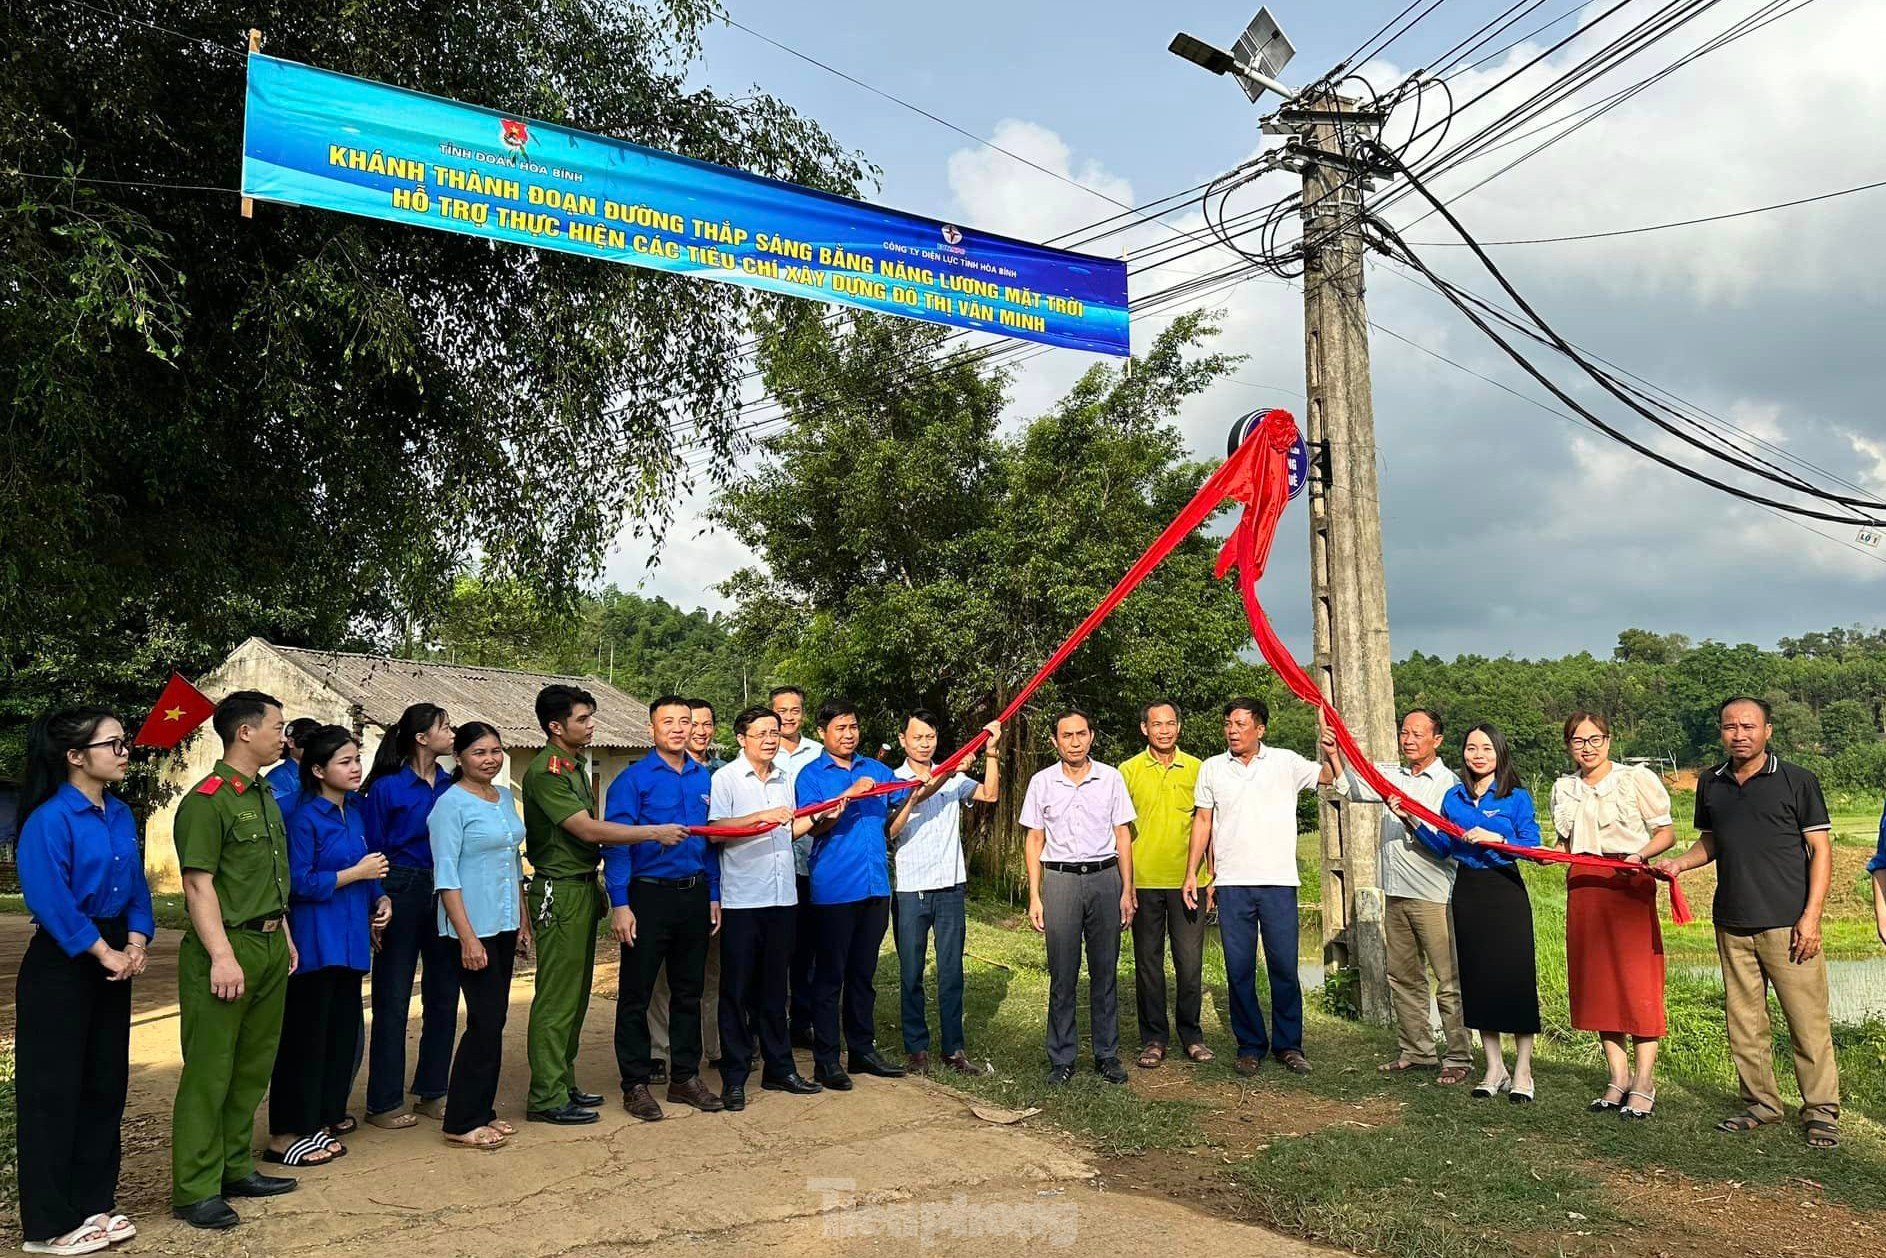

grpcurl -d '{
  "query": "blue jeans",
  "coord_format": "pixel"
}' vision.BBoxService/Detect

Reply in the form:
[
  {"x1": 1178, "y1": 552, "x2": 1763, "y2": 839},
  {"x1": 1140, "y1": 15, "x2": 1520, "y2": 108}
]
[
  {"x1": 1216, "y1": 885, "x2": 1302, "y2": 1058},
  {"x1": 367, "y1": 865, "x2": 460, "y2": 1114},
  {"x1": 893, "y1": 885, "x2": 966, "y2": 1056}
]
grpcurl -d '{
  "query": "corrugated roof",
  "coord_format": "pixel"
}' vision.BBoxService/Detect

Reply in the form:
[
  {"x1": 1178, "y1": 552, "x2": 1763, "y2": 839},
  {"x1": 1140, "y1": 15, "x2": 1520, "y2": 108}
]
[{"x1": 263, "y1": 641, "x2": 653, "y2": 750}]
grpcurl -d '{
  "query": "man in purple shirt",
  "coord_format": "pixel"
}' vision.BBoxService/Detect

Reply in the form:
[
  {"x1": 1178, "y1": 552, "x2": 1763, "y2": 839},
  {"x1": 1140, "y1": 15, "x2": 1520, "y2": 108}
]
[{"x1": 1022, "y1": 708, "x2": 1137, "y2": 1086}]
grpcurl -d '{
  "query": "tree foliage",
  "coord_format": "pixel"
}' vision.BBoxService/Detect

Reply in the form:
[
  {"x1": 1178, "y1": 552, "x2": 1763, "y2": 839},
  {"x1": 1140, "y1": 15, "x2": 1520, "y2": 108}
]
[{"x1": 0, "y1": 0, "x2": 864, "y2": 773}]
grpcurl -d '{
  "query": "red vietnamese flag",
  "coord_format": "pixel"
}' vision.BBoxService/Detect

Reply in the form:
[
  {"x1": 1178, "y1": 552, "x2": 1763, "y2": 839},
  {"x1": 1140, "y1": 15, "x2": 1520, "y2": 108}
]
[{"x1": 134, "y1": 672, "x2": 215, "y2": 748}]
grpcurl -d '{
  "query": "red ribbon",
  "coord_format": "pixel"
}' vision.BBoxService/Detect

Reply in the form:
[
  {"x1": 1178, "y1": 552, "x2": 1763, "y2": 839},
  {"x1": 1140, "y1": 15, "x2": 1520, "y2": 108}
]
[{"x1": 689, "y1": 406, "x2": 1695, "y2": 926}]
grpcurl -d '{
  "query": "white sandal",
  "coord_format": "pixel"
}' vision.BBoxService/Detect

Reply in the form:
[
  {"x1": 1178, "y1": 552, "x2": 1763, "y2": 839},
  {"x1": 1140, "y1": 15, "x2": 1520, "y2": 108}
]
[
  {"x1": 23, "y1": 1222, "x2": 110, "y2": 1255},
  {"x1": 85, "y1": 1214, "x2": 136, "y2": 1244}
]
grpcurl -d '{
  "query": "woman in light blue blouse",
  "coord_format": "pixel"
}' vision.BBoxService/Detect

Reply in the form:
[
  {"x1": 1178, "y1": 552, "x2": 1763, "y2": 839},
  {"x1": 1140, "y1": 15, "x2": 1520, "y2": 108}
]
[
  {"x1": 431, "y1": 721, "x2": 530, "y2": 1149},
  {"x1": 267, "y1": 726, "x2": 390, "y2": 1167},
  {"x1": 14, "y1": 707, "x2": 154, "y2": 1254},
  {"x1": 1396, "y1": 722, "x2": 1543, "y2": 1103}
]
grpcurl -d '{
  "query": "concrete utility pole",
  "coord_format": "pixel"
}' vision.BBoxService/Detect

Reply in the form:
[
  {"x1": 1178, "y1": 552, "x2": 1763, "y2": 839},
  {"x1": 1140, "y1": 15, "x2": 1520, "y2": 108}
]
[{"x1": 1282, "y1": 95, "x2": 1397, "y2": 1024}]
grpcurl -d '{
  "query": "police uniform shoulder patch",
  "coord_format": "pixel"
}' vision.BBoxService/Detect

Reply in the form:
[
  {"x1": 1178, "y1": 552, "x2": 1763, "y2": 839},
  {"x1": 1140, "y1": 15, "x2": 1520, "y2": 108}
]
[
  {"x1": 546, "y1": 756, "x2": 564, "y2": 776},
  {"x1": 195, "y1": 775, "x2": 225, "y2": 796}
]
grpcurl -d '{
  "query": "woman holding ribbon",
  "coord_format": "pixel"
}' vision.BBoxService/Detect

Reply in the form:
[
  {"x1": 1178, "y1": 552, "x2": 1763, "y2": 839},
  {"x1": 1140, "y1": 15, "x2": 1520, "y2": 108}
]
[
  {"x1": 1550, "y1": 712, "x2": 1673, "y2": 1120},
  {"x1": 1396, "y1": 722, "x2": 1542, "y2": 1102},
  {"x1": 14, "y1": 707, "x2": 153, "y2": 1255}
]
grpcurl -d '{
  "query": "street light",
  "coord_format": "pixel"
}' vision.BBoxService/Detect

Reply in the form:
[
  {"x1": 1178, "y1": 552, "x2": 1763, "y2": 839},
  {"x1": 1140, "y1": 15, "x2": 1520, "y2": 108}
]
[{"x1": 1167, "y1": 7, "x2": 1298, "y2": 102}]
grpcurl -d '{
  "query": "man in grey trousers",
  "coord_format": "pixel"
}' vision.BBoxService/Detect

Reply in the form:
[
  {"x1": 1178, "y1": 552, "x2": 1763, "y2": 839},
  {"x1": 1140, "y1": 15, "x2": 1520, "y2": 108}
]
[{"x1": 1023, "y1": 708, "x2": 1138, "y2": 1086}]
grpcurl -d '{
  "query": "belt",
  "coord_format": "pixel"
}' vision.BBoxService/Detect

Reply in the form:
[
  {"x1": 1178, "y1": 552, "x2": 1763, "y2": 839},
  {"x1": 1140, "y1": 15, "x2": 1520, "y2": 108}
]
[
  {"x1": 1042, "y1": 857, "x2": 1118, "y2": 875},
  {"x1": 632, "y1": 874, "x2": 705, "y2": 890},
  {"x1": 229, "y1": 915, "x2": 284, "y2": 933}
]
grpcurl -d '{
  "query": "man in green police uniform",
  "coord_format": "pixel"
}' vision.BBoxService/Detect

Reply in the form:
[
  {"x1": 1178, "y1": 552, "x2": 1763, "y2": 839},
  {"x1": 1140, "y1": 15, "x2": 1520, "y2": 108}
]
[
  {"x1": 171, "y1": 691, "x2": 300, "y2": 1230},
  {"x1": 524, "y1": 684, "x2": 690, "y2": 1124}
]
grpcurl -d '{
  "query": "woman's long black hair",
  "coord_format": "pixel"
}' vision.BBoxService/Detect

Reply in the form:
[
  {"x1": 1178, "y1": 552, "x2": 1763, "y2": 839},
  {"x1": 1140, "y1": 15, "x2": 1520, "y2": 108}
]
[
  {"x1": 1463, "y1": 722, "x2": 1523, "y2": 799},
  {"x1": 299, "y1": 725, "x2": 362, "y2": 800},
  {"x1": 363, "y1": 703, "x2": 448, "y2": 794},
  {"x1": 20, "y1": 706, "x2": 119, "y2": 823},
  {"x1": 449, "y1": 721, "x2": 504, "y2": 783}
]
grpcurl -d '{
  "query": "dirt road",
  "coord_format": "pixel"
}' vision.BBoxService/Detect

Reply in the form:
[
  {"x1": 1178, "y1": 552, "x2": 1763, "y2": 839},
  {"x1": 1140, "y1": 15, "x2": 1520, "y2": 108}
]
[{"x1": 0, "y1": 918, "x2": 1332, "y2": 1256}]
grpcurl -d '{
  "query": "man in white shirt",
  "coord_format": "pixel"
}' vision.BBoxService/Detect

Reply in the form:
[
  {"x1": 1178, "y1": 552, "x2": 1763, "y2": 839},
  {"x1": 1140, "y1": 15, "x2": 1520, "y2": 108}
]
[
  {"x1": 1183, "y1": 697, "x2": 1334, "y2": 1076},
  {"x1": 887, "y1": 711, "x2": 1003, "y2": 1075},
  {"x1": 770, "y1": 685, "x2": 824, "y2": 1047},
  {"x1": 1321, "y1": 709, "x2": 1469, "y2": 1082},
  {"x1": 706, "y1": 705, "x2": 829, "y2": 1110},
  {"x1": 1022, "y1": 709, "x2": 1137, "y2": 1086}
]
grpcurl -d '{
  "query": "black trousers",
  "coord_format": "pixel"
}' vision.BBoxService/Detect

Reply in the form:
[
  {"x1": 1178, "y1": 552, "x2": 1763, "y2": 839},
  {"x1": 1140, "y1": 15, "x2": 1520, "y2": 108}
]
[
  {"x1": 615, "y1": 881, "x2": 711, "y2": 1087},
  {"x1": 444, "y1": 931, "x2": 518, "y2": 1135},
  {"x1": 811, "y1": 896, "x2": 889, "y2": 1071},
  {"x1": 718, "y1": 906, "x2": 795, "y2": 1087},
  {"x1": 15, "y1": 920, "x2": 131, "y2": 1243},
  {"x1": 788, "y1": 873, "x2": 818, "y2": 1036},
  {"x1": 1131, "y1": 889, "x2": 1208, "y2": 1050},
  {"x1": 269, "y1": 967, "x2": 364, "y2": 1135}
]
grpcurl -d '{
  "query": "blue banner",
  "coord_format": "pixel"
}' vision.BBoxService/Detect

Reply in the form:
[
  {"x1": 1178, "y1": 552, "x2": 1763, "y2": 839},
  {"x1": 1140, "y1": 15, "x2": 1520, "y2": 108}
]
[{"x1": 240, "y1": 54, "x2": 1130, "y2": 355}]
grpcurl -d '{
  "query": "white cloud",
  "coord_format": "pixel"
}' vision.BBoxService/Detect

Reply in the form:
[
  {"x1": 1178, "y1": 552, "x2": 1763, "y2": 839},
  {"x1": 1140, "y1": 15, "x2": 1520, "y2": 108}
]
[{"x1": 607, "y1": 2, "x2": 1886, "y2": 655}]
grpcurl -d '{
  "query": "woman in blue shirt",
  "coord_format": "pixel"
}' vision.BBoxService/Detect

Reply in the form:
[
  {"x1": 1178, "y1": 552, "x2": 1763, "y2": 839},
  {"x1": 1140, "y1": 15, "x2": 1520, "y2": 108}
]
[
  {"x1": 14, "y1": 707, "x2": 155, "y2": 1255},
  {"x1": 360, "y1": 702, "x2": 458, "y2": 1128},
  {"x1": 265, "y1": 727, "x2": 390, "y2": 1166},
  {"x1": 1396, "y1": 722, "x2": 1543, "y2": 1102},
  {"x1": 431, "y1": 722, "x2": 530, "y2": 1149}
]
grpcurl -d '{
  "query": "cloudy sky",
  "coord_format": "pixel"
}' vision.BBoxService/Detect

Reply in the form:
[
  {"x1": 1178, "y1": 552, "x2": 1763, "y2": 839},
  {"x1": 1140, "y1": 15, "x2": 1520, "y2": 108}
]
[{"x1": 604, "y1": 0, "x2": 1886, "y2": 660}]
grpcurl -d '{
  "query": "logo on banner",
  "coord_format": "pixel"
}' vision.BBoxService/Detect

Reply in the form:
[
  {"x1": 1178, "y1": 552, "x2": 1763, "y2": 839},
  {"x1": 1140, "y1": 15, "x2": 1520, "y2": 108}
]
[
  {"x1": 500, "y1": 118, "x2": 529, "y2": 151},
  {"x1": 940, "y1": 224, "x2": 963, "y2": 246}
]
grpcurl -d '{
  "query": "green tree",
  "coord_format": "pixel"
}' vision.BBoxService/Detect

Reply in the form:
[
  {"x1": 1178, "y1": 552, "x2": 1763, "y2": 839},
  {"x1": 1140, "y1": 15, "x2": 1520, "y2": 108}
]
[
  {"x1": 1820, "y1": 698, "x2": 1879, "y2": 758},
  {"x1": 1614, "y1": 628, "x2": 1691, "y2": 665},
  {"x1": 1, "y1": 0, "x2": 863, "y2": 775},
  {"x1": 714, "y1": 310, "x2": 1246, "y2": 882}
]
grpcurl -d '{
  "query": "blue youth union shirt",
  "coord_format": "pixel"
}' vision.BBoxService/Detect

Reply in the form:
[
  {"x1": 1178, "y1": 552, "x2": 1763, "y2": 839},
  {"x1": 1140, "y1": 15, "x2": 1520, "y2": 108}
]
[
  {"x1": 796, "y1": 752, "x2": 901, "y2": 905},
  {"x1": 1412, "y1": 783, "x2": 1542, "y2": 870},
  {"x1": 602, "y1": 751, "x2": 716, "y2": 906},
  {"x1": 266, "y1": 759, "x2": 304, "y2": 824},
  {"x1": 17, "y1": 784, "x2": 157, "y2": 956},
  {"x1": 361, "y1": 763, "x2": 453, "y2": 869},
  {"x1": 287, "y1": 793, "x2": 380, "y2": 972}
]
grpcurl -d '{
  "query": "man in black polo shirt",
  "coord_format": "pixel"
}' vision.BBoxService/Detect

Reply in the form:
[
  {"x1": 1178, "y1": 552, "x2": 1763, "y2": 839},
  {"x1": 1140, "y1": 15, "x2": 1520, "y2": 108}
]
[{"x1": 1655, "y1": 696, "x2": 1838, "y2": 1147}]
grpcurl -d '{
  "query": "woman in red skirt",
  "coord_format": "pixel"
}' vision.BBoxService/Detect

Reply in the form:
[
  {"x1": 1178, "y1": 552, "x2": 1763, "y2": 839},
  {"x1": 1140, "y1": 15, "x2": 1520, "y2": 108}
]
[{"x1": 1550, "y1": 712, "x2": 1675, "y2": 1120}]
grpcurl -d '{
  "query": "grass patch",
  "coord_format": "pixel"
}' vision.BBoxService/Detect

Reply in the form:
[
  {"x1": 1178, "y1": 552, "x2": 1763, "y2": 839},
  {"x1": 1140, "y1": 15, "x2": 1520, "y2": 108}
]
[
  {"x1": 883, "y1": 892, "x2": 1886, "y2": 1258},
  {"x1": 1, "y1": 1044, "x2": 14, "y2": 1227}
]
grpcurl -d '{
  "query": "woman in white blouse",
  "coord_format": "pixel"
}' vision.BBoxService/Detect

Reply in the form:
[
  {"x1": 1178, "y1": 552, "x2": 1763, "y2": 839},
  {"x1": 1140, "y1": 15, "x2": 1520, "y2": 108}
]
[{"x1": 1550, "y1": 712, "x2": 1675, "y2": 1120}]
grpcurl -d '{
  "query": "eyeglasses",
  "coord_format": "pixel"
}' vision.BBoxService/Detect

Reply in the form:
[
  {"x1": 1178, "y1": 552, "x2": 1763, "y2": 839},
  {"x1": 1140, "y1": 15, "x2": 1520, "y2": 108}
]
[
  {"x1": 83, "y1": 737, "x2": 132, "y2": 756},
  {"x1": 1568, "y1": 734, "x2": 1609, "y2": 750}
]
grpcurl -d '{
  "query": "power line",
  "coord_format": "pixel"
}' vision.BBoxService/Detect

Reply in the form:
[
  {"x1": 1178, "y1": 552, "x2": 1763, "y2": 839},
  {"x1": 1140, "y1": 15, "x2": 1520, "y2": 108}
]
[{"x1": 1406, "y1": 174, "x2": 1886, "y2": 244}]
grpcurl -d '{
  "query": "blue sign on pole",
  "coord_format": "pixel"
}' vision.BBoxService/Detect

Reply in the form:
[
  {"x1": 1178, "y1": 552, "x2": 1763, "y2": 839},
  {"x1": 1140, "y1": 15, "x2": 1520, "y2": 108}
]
[
  {"x1": 1285, "y1": 434, "x2": 1311, "y2": 500},
  {"x1": 239, "y1": 54, "x2": 1130, "y2": 355},
  {"x1": 1227, "y1": 409, "x2": 1311, "y2": 500}
]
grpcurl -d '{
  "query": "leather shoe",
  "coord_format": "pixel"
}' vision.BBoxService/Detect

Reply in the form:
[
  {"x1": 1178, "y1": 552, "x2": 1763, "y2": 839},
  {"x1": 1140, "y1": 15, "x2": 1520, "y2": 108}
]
[
  {"x1": 942, "y1": 1051, "x2": 981, "y2": 1076},
  {"x1": 624, "y1": 1084, "x2": 664, "y2": 1122},
  {"x1": 1046, "y1": 1064, "x2": 1075, "y2": 1086},
  {"x1": 666, "y1": 1076, "x2": 726, "y2": 1113},
  {"x1": 762, "y1": 1072, "x2": 823, "y2": 1095},
  {"x1": 174, "y1": 1196, "x2": 240, "y2": 1229},
  {"x1": 1095, "y1": 1057, "x2": 1129, "y2": 1085},
  {"x1": 723, "y1": 1085, "x2": 747, "y2": 1112},
  {"x1": 907, "y1": 1051, "x2": 932, "y2": 1074},
  {"x1": 813, "y1": 1066, "x2": 854, "y2": 1091},
  {"x1": 1234, "y1": 1056, "x2": 1262, "y2": 1077},
  {"x1": 222, "y1": 1171, "x2": 297, "y2": 1199},
  {"x1": 649, "y1": 1060, "x2": 669, "y2": 1085},
  {"x1": 1274, "y1": 1049, "x2": 1313, "y2": 1075},
  {"x1": 568, "y1": 1087, "x2": 604, "y2": 1108},
  {"x1": 526, "y1": 1103, "x2": 600, "y2": 1125},
  {"x1": 848, "y1": 1050, "x2": 906, "y2": 1078},
  {"x1": 790, "y1": 1025, "x2": 815, "y2": 1050}
]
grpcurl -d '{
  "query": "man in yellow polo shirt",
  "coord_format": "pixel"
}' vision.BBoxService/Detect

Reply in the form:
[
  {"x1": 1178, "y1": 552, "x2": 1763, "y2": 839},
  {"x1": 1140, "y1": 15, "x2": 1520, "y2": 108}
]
[{"x1": 1119, "y1": 699, "x2": 1211, "y2": 1068}]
